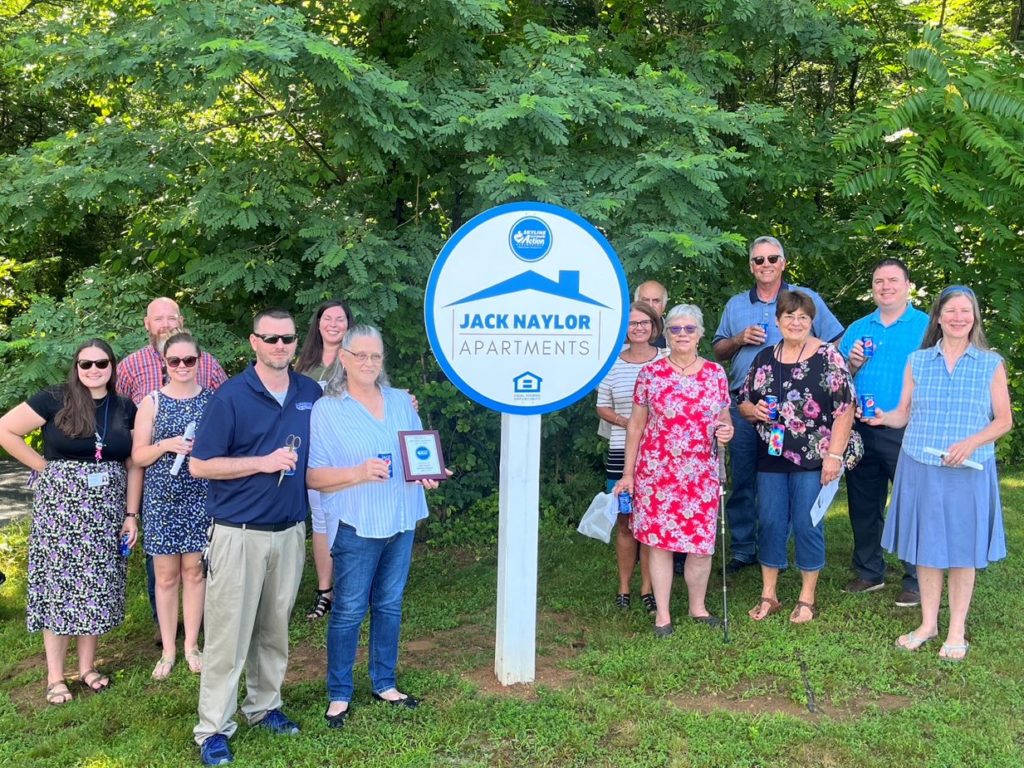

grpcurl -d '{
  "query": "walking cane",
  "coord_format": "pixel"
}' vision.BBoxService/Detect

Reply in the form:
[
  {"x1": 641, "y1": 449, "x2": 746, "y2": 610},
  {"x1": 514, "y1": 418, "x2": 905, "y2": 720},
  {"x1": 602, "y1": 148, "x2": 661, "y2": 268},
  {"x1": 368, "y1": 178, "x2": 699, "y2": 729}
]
[{"x1": 710, "y1": 417, "x2": 730, "y2": 644}]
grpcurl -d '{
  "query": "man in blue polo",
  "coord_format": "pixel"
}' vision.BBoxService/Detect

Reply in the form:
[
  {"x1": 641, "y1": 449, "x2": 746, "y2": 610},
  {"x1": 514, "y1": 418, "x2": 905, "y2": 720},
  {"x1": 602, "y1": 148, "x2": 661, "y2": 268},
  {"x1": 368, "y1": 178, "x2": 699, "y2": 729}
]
[
  {"x1": 190, "y1": 308, "x2": 321, "y2": 766},
  {"x1": 712, "y1": 236, "x2": 844, "y2": 573},
  {"x1": 839, "y1": 258, "x2": 928, "y2": 607}
]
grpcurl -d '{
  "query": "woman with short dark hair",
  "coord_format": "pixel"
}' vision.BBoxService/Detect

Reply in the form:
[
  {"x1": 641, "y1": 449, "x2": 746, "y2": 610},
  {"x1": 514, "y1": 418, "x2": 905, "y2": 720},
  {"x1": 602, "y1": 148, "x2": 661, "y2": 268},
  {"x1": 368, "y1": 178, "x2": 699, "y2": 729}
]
[
  {"x1": 0, "y1": 339, "x2": 141, "y2": 704},
  {"x1": 739, "y1": 290, "x2": 861, "y2": 624}
]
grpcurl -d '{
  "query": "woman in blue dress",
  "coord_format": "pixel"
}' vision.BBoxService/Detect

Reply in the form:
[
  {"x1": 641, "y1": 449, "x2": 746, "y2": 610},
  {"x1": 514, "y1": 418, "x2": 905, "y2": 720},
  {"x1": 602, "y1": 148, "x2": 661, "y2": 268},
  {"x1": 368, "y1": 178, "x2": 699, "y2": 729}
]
[
  {"x1": 868, "y1": 286, "x2": 1012, "y2": 661},
  {"x1": 132, "y1": 332, "x2": 212, "y2": 679}
]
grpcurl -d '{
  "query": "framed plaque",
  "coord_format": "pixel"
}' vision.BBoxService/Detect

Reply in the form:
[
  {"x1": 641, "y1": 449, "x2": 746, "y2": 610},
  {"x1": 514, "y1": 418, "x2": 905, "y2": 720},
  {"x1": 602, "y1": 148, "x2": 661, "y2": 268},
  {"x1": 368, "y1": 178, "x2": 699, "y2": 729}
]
[{"x1": 398, "y1": 430, "x2": 448, "y2": 481}]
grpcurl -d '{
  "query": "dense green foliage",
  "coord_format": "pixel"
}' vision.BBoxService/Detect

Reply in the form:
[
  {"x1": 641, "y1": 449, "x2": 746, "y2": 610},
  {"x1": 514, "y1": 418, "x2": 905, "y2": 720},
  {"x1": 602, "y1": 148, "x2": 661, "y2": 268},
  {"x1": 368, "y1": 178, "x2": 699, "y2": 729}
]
[{"x1": 1, "y1": 1, "x2": 1022, "y2": 505}]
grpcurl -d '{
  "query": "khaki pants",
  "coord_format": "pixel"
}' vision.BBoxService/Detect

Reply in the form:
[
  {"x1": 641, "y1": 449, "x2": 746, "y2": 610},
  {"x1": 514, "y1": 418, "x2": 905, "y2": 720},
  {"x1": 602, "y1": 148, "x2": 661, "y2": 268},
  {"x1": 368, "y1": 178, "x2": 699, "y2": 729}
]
[{"x1": 193, "y1": 522, "x2": 305, "y2": 744}]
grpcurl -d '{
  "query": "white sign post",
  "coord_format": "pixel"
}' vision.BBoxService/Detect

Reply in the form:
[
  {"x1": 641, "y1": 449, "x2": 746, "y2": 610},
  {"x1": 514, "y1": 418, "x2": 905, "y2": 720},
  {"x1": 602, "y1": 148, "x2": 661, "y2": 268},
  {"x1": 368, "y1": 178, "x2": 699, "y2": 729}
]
[{"x1": 425, "y1": 202, "x2": 627, "y2": 684}]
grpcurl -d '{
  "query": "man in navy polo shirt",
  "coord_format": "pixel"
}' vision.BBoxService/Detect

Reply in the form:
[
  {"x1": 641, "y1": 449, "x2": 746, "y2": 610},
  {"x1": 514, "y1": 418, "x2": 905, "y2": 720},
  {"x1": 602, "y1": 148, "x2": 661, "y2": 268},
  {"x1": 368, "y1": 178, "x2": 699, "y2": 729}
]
[
  {"x1": 712, "y1": 236, "x2": 844, "y2": 573},
  {"x1": 190, "y1": 308, "x2": 321, "y2": 766},
  {"x1": 839, "y1": 258, "x2": 928, "y2": 607}
]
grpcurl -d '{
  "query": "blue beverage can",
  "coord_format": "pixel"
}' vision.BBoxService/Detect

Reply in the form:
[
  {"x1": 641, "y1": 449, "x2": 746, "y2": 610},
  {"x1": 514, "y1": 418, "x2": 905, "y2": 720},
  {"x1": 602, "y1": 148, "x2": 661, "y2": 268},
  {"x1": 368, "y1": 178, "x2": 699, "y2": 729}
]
[
  {"x1": 617, "y1": 491, "x2": 632, "y2": 514},
  {"x1": 765, "y1": 395, "x2": 779, "y2": 421},
  {"x1": 378, "y1": 453, "x2": 393, "y2": 478},
  {"x1": 862, "y1": 336, "x2": 875, "y2": 359},
  {"x1": 119, "y1": 533, "x2": 132, "y2": 558},
  {"x1": 859, "y1": 393, "x2": 876, "y2": 418},
  {"x1": 758, "y1": 322, "x2": 769, "y2": 336}
]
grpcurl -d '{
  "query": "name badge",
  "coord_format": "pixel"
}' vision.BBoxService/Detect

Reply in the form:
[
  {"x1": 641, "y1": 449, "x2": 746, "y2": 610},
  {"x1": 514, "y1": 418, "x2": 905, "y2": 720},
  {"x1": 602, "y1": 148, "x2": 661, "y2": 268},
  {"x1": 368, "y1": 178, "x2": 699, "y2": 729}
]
[{"x1": 87, "y1": 472, "x2": 110, "y2": 488}]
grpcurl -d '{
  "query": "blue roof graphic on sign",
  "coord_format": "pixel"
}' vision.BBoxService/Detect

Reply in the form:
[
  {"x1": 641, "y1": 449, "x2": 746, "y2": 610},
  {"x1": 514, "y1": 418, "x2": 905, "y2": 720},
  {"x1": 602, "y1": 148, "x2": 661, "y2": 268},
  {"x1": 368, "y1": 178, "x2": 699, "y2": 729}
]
[{"x1": 445, "y1": 270, "x2": 609, "y2": 309}]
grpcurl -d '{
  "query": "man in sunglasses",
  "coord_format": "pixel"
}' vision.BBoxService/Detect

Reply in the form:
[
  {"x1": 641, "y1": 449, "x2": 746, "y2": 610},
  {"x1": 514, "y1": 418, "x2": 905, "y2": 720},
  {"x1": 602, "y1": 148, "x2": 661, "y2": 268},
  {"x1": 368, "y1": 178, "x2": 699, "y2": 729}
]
[
  {"x1": 116, "y1": 296, "x2": 229, "y2": 642},
  {"x1": 189, "y1": 308, "x2": 321, "y2": 766},
  {"x1": 712, "y1": 236, "x2": 844, "y2": 574},
  {"x1": 838, "y1": 258, "x2": 928, "y2": 607}
]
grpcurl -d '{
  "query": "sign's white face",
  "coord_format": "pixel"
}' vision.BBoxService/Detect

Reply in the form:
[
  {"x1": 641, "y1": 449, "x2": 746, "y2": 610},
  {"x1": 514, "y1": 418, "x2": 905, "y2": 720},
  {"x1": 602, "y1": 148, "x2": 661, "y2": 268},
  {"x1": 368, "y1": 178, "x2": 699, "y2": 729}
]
[{"x1": 426, "y1": 204, "x2": 628, "y2": 415}]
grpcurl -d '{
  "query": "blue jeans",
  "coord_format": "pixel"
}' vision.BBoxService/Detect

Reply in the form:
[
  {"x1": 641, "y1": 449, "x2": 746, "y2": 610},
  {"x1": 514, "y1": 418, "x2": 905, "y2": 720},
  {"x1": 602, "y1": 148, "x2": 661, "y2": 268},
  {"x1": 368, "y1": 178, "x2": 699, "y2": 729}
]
[
  {"x1": 756, "y1": 471, "x2": 825, "y2": 571},
  {"x1": 327, "y1": 524, "x2": 415, "y2": 702},
  {"x1": 725, "y1": 401, "x2": 759, "y2": 563}
]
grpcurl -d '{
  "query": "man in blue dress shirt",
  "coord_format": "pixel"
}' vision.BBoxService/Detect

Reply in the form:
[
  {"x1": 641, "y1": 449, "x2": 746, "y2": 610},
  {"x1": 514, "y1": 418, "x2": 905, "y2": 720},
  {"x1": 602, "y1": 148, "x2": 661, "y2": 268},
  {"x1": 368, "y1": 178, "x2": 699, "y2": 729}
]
[
  {"x1": 839, "y1": 258, "x2": 928, "y2": 607},
  {"x1": 712, "y1": 236, "x2": 844, "y2": 573},
  {"x1": 190, "y1": 308, "x2": 322, "y2": 766}
]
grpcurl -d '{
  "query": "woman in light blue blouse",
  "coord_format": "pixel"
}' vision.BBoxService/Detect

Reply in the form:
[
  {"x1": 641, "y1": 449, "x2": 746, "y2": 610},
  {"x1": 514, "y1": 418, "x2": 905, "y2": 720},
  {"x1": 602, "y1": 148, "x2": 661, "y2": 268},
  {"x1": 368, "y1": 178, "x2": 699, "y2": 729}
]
[
  {"x1": 868, "y1": 286, "x2": 1012, "y2": 661},
  {"x1": 307, "y1": 325, "x2": 446, "y2": 728}
]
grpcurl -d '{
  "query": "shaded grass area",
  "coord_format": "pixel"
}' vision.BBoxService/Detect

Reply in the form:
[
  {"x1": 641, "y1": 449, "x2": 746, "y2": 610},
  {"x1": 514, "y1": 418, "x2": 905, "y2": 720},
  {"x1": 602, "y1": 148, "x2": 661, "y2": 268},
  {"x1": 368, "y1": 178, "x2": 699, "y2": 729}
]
[{"x1": 1, "y1": 471, "x2": 1022, "y2": 767}]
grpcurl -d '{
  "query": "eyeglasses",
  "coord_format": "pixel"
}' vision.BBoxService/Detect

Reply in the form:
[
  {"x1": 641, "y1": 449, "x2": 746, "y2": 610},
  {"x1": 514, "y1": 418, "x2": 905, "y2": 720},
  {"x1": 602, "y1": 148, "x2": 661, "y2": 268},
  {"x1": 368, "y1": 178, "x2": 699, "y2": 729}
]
[
  {"x1": 165, "y1": 356, "x2": 198, "y2": 368},
  {"x1": 345, "y1": 350, "x2": 384, "y2": 364},
  {"x1": 667, "y1": 325, "x2": 699, "y2": 335},
  {"x1": 77, "y1": 359, "x2": 111, "y2": 370},
  {"x1": 750, "y1": 254, "x2": 782, "y2": 266},
  {"x1": 780, "y1": 313, "x2": 811, "y2": 324},
  {"x1": 628, "y1": 320, "x2": 652, "y2": 328},
  {"x1": 253, "y1": 333, "x2": 298, "y2": 345}
]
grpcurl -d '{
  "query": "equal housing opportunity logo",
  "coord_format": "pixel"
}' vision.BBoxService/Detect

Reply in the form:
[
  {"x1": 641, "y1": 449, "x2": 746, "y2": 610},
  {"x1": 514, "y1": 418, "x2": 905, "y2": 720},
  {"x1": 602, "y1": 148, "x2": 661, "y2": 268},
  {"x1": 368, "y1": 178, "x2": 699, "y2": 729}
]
[{"x1": 425, "y1": 203, "x2": 628, "y2": 415}]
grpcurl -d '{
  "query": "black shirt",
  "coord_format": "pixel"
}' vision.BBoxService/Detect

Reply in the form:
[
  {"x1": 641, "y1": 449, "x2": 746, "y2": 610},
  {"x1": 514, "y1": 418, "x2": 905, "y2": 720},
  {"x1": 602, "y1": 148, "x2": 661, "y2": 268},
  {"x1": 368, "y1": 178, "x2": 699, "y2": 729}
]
[{"x1": 26, "y1": 387, "x2": 137, "y2": 462}]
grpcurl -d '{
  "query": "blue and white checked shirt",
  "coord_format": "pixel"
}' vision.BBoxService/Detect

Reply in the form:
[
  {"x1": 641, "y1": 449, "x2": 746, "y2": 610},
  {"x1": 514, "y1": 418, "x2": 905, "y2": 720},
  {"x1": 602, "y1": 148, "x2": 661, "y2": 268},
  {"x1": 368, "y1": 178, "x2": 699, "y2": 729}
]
[{"x1": 901, "y1": 344, "x2": 1003, "y2": 466}]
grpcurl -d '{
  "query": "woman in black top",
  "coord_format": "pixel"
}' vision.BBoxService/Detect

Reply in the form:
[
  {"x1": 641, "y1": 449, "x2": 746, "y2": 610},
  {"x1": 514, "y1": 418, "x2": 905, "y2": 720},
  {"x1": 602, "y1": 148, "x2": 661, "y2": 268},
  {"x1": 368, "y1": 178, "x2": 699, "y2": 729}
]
[{"x1": 0, "y1": 339, "x2": 142, "y2": 705}]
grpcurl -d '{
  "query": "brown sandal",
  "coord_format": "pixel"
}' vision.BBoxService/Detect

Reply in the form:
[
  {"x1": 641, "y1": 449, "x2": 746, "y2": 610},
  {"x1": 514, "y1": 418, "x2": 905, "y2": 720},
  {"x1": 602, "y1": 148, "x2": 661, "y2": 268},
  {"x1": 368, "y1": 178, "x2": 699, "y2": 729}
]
[
  {"x1": 46, "y1": 681, "x2": 72, "y2": 706},
  {"x1": 81, "y1": 668, "x2": 110, "y2": 692},
  {"x1": 790, "y1": 600, "x2": 818, "y2": 624},
  {"x1": 748, "y1": 597, "x2": 782, "y2": 621}
]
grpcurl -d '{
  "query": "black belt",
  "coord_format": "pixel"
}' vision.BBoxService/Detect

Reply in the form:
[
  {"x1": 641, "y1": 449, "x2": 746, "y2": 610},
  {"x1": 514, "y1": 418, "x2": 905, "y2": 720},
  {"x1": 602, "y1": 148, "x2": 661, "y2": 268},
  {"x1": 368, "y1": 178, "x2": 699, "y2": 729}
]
[{"x1": 213, "y1": 519, "x2": 300, "y2": 532}]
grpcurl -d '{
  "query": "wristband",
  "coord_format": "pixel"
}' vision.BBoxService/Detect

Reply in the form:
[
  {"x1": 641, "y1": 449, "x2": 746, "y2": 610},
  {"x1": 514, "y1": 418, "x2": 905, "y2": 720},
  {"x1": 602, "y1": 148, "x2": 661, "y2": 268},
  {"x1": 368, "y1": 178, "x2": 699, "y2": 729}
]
[
  {"x1": 826, "y1": 453, "x2": 843, "y2": 462},
  {"x1": 125, "y1": 512, "x2": 139, "y2": 519}
]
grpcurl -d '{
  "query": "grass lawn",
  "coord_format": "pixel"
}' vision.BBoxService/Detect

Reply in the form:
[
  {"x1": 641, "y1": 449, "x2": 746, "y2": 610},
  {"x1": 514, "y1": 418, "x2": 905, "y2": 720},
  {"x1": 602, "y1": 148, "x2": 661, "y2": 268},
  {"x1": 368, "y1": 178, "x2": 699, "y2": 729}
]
[{"x1": 1, "y1": 470, "x2": 1022, "y2": 767}]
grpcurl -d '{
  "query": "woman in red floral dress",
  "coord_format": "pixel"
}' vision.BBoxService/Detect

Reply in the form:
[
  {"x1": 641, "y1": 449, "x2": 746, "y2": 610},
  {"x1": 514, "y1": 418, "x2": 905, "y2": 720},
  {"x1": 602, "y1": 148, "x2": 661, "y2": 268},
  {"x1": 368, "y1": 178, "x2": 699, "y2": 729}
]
[{"x1": 616, "y1": 304, "x2": 733, "y2": 636}]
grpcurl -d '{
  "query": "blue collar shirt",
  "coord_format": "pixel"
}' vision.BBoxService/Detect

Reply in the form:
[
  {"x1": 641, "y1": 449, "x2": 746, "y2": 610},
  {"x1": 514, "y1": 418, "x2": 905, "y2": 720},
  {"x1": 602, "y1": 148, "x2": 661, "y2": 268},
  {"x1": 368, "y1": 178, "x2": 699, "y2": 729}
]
[
  {"x1": 838, "y1": 304, "x2": 929, "y2": 412},
  {"x1": 192, "y1": 362, "x2": 322, "y2": 525}
]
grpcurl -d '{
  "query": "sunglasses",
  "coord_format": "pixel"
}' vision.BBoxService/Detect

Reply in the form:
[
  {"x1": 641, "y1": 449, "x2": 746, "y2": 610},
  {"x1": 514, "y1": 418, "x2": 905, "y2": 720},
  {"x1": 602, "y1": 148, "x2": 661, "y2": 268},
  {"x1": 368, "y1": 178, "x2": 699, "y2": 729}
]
[
  {"x1": 254, "y1": 333, "x2": 298, "y2": 345},
  {"x1": 939, "y1": 284, "x2": 975, "y2": 299},
  {"x1": 667, "y1": 325, "x2": 699, "y2": 335},
  {"x1": 166, "y1": 355, "x2": 199, "y2": 368},
  {"x1": 77, "y1": 359, "x2": 111, "y2": 370},
  {"x1": 751, "y1": 254, "x2": 782, "y2": 266}
]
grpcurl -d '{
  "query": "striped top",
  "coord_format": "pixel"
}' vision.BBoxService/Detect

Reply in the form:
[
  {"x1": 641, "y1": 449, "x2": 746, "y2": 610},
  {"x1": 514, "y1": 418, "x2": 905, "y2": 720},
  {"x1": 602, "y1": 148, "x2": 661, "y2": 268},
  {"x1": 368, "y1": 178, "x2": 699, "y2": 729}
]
[
  {"x1": 838, "y1": 305, "x2": 928, "y2": 411},
  {"x1": 309, "y1": 386, "x2": 429, "y2": 542},
  {"x1": 596, "y1": 349, "x2": 666, "y2": 450},
  {"x1": 902, "y1": 343, "x2": 1003, "y2": 466}
]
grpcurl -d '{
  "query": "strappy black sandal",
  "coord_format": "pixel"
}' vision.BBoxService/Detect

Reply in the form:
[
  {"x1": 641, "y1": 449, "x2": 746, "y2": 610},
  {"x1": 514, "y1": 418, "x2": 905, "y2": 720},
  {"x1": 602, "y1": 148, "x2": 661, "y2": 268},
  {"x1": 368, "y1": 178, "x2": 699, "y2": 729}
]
[
  {"x1": 640, "y1": 593, "x2": 657, "y2": 615},
  {"x1": 306, "y1": 588, "x2": 333, "y2": 620},
  {"x1": 614, "y1": 592, "x2": 630, "y2": 609}
]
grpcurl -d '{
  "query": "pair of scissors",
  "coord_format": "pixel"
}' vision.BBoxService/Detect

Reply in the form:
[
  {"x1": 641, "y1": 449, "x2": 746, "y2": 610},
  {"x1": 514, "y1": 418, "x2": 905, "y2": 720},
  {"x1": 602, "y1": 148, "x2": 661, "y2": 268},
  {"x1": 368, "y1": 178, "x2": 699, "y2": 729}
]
[{"x1": 278, "y1": 434, "x2": 302, "y2": 486}]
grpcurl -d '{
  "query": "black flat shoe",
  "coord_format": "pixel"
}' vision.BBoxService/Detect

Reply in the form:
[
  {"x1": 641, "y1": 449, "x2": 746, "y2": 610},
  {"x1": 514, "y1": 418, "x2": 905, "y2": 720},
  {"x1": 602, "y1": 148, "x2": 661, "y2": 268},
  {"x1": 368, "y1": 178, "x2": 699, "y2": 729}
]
[
  {"x1": 692, "y1": 614, "x2": 722, "y2": 628},
  {"x1": 372, "y1": 692, "x2": 420, "y2": 709},
  {"x1": 324, "y1": 705, "x2": 351, "y2": 729}
]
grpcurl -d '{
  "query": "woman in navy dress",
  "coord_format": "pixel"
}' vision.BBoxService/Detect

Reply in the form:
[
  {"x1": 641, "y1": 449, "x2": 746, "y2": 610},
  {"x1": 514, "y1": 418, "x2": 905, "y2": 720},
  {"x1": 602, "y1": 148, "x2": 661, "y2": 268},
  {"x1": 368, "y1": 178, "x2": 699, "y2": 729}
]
[{"x1": 132, "y1": 332, "x2": 212, "y2": 678}]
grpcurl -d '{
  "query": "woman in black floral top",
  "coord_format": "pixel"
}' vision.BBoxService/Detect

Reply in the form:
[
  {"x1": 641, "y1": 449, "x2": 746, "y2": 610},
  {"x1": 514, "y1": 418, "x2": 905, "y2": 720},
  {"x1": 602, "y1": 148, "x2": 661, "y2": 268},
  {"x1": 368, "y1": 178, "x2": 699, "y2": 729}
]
[{"x1": 739, "y1": 291, "x2": 861, "y2": 624}]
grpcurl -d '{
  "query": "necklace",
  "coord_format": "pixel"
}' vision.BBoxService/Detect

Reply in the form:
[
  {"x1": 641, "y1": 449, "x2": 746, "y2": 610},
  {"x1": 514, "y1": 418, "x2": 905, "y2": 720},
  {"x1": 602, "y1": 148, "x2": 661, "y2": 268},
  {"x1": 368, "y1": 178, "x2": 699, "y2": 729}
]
[{"x1": 668, "y1": 356, "x2": 700, "y2": 375}]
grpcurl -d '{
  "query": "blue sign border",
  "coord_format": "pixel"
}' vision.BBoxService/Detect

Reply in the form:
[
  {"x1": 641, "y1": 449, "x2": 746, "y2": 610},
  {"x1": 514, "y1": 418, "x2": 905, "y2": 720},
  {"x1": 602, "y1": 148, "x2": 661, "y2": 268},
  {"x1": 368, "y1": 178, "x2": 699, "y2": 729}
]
[{"x1": 425, "y1": 201, "x2": 629, "y2": 416}]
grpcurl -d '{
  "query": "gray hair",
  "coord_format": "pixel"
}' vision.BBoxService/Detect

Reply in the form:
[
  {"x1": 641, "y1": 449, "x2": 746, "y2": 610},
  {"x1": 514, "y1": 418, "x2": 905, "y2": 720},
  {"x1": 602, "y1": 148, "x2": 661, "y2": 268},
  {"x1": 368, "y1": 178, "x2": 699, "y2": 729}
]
[
  {"x1": 324, "y1": 324, "x2": 390, "y2": 396},
  {"x1": 749, "y1": 235, "x2": 785, "y2": 260},
  {"x1": 633, "y1": 280, "x2": 668, "y2": 306},
  {"x1": 665, "y1": 304, "x2": 705, "y2": 335}
]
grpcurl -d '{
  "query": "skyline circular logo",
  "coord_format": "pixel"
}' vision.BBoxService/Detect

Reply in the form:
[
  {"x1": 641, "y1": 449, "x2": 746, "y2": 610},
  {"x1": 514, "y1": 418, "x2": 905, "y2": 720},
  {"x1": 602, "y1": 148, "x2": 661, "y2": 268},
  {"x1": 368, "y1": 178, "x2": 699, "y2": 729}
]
[
  {"x1": 415, "y1": 446, "x2": 431, "y2": 460},
  {"x1": 509, "y1": 217, "x2": 552, "y2": 262}
]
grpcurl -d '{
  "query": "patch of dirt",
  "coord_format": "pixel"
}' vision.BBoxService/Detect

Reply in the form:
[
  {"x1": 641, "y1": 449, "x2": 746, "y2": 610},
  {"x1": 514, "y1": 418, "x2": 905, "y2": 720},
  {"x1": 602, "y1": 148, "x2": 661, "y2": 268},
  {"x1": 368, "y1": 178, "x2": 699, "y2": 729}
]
[{"x1": 668, "y1": 679, "x2": 910, "y2": 721}]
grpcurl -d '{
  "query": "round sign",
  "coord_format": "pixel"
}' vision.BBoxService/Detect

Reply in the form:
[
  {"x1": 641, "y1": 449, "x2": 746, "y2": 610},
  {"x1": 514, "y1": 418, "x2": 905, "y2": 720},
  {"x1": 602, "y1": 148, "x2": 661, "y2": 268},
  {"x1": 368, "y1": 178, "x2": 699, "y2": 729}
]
[{"x1": 425, "y1": 202, "x2": 628, "y2": 415}]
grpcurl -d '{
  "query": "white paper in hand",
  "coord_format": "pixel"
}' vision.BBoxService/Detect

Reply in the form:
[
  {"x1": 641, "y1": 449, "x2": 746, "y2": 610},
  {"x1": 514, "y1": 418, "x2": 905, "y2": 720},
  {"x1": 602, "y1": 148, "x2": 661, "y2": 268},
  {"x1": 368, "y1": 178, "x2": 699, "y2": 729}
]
[
  {"x1": 810, "y1": 471, "x2": 843, "y2": 526},
  {"x1": 169, "y1": 420, "x2": 197, "y2": 476}
]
